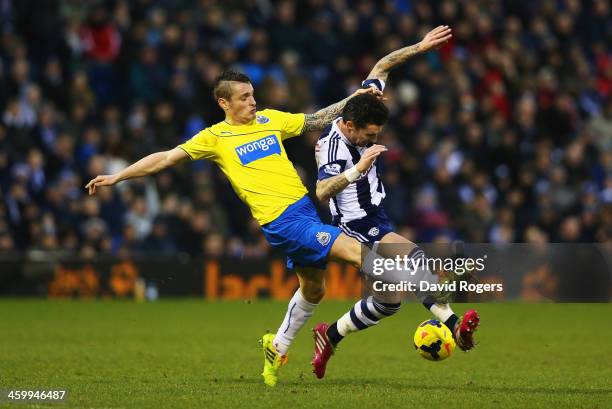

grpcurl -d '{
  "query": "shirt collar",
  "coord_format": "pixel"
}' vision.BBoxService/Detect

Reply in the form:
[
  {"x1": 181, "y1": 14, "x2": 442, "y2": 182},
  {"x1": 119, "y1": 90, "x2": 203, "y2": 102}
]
[{"x1": 332, "y1": 117, "x2": 354, "y2": 146}]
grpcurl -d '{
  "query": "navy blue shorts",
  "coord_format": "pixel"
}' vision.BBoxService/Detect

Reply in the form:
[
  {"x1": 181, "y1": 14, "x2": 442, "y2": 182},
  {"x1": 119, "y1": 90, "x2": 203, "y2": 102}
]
[
  {"x1": 335, "y1": 206, "x2": 394, "y2": 244},
  {"x1": 261, "y1": 196, "x2": 341, "y2": 270}
]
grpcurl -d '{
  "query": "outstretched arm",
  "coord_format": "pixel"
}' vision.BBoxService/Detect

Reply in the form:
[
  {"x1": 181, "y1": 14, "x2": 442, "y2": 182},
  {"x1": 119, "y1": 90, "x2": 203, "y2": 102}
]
[
  {"x1": 302, "y1": 26, "x2": 451, "y2": 134},
  {"x1": 85, "y1": 147, "x2": 189, "y2": 195},
  {"x1": 366, "y1": 25, "x2": 452, "y2": 83},
  {"x1": 302, "y1": 87, "x2": 383, "y2": 134}
]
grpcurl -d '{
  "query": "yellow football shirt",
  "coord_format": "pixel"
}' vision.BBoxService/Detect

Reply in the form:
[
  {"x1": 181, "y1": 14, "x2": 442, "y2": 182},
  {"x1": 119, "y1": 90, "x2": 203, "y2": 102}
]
[{"x1": 178, "y1": 109, "x2": 308, "y2": 225}]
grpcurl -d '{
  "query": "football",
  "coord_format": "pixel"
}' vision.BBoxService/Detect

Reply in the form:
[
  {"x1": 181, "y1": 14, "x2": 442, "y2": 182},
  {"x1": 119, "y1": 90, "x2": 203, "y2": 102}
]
[{"x1": 413, "y1": 319, "x2": 456, "y2": 361}]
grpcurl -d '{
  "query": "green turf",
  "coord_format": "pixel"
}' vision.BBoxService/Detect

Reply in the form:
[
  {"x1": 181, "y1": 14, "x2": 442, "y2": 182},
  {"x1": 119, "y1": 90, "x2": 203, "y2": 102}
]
[{"x1": 0, "y1": 300, "x2": 611, "y2": 409}]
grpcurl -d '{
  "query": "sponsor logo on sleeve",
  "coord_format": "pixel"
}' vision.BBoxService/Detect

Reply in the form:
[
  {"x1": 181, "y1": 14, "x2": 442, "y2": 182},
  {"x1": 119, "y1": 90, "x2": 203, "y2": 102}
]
[{"x1": 324, "y1": 163, "x2": 342, "y2": 176}]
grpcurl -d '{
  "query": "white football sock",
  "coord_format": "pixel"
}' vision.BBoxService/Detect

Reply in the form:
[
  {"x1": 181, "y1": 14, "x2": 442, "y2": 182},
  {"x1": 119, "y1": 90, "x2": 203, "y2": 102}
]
[
  {"x1": 273, "y1": 289, "x2": 317, "y2": 355},
  {"x1": 429, "y1": 303, "x2": 455, "y2": 322}
]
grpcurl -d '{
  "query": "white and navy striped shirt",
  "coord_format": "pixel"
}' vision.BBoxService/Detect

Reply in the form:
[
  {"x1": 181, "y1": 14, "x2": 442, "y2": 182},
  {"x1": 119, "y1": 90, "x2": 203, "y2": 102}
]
[
  {"x1": 315, "y1": 79, "x2": 387, "y2": 224},
  {"x1": 316, "y1": 118, "x2": 386, "y2": 223},
  {"x1": 316, "y1": 86, "x2": 391, "y2": 224}
]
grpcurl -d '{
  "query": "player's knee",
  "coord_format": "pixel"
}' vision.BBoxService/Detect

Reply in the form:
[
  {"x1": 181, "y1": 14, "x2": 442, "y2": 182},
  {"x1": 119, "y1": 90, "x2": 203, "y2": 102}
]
[
  {"x1": 330, "y1": 234, "x2": 363, "y2": 269},
  {"x1": 375, "y1": 238, "x2": 420, "y2": 260},
  {"x1": 300, "y1": 279, "x2": 325, "y2": 303}
]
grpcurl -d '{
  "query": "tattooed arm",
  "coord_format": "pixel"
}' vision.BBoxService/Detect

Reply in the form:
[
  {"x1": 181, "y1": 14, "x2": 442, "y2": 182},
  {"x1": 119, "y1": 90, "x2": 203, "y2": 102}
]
[
  {"x1": 303, "y1": 26, "x2": 452, "y2": 134},
  {"x1": 316, "y1": 173, "x2": 352, "y2": 204},
  {"x1": 316, "y1": 145, "x2": 387, "y2": 203},
  {"x1": 302, "y1": 87, "x2": 382, "y2": 133},
  {"x1": 367, "y1": 25, "x2": 452, "y2": 83}
]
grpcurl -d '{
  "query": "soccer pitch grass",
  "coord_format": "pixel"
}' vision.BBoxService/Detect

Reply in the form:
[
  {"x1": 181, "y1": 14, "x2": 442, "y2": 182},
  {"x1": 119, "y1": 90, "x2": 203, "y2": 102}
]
[{"x1": 1, "y1": 301, "x2": 611, "y2": 409}]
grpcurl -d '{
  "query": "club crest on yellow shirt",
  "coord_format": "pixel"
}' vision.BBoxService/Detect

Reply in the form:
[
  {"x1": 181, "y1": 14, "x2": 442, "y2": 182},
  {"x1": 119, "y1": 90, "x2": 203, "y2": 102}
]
[{"x1": 256, "y1": 115, "x2": 270, "y2": 124}]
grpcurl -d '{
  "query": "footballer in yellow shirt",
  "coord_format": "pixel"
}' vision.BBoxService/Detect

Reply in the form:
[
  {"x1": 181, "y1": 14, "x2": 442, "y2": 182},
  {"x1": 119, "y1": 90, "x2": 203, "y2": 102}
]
[
  {"x1": 177, "y1": 108, "x2": 308, "y2": 225},
  {"x1": 86, "y1": 71, "x2": 375, "y2": 267}
]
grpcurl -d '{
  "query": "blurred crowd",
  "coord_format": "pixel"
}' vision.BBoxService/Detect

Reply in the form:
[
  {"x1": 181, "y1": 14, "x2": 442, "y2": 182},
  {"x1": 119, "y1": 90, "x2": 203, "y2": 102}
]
[{"x1": 0, "y1": 0, "x2": 611, "y2": 259}]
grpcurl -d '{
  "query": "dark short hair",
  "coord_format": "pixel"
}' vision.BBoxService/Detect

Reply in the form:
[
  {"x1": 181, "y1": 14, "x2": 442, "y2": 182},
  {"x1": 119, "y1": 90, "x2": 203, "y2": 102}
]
[
  {"x1": 213, "y1": 70, "x2": 252, "y2": 101},
  {"x1": 342, "y1": 93, "x2": 389, "y2": 129}
]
